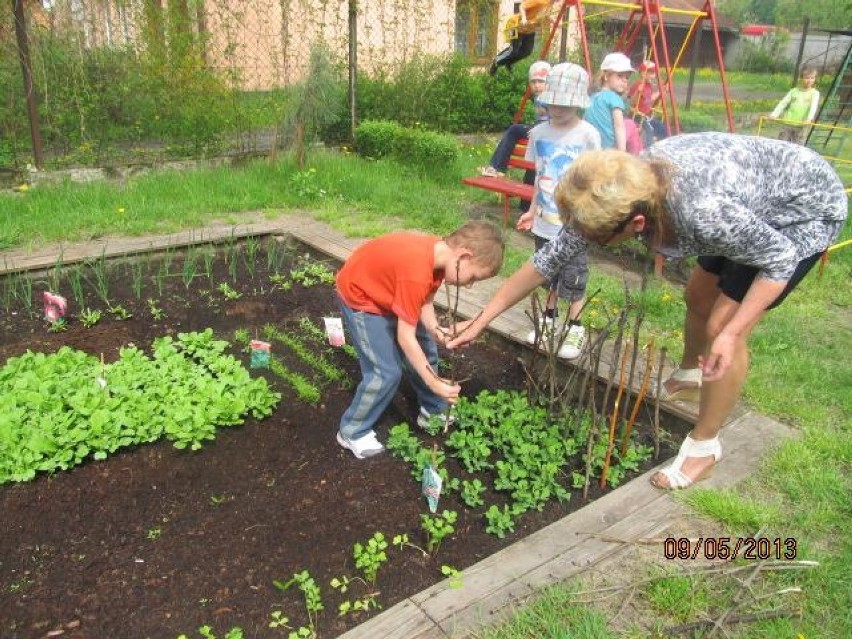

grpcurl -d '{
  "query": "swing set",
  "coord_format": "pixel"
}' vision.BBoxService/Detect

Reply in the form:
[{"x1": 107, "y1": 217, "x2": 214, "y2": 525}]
[{"x1": 463, "y1": 0, "x2": 736, "y2": 231}]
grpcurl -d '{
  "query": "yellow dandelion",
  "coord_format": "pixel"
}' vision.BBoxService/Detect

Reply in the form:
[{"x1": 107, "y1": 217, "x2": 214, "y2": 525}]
[{"x1": 118, "y1": 207, "x2": 125, "y2": 214}]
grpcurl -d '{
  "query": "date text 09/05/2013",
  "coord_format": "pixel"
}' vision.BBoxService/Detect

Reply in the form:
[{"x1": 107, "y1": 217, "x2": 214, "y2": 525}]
[{"x1": 664, "y1": 537, "x2": 797, "y2": 561}]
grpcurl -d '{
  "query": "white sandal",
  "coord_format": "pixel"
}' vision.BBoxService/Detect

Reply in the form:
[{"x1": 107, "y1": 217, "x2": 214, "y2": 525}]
[
  {"x1": 659, "y1": 367, "x2": 702, "y2": 402},
  {"x1": 651, "y1": 434, "x2": 721, "y2": 490}
]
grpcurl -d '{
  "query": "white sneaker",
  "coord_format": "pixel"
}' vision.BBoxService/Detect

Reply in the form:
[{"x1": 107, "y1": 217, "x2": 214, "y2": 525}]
[
  {"x1": 558, "y1": 324, "x2": 585, "y2": 359},
  {"x1": 525, "y1": 316, "x2": 559, "y2": 345},
  {"x1": 336, "y1": 431, "x2": 385, "y2": 459}
]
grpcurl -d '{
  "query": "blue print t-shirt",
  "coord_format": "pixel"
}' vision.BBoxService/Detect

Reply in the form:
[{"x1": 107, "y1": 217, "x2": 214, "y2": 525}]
[{"x1": 525, "y1": 120, "x2": 601, "y2": 240}]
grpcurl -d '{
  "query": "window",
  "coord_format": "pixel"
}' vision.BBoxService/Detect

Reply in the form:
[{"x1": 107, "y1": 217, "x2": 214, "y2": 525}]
[{"x1": 455, "y1": 1, "x2": 498, "y2": 64}]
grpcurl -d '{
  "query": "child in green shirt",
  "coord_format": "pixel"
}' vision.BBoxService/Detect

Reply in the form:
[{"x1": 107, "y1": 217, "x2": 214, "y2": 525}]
[{"x1": 769, "y1": 65, "x2": 820, "y2": 145}]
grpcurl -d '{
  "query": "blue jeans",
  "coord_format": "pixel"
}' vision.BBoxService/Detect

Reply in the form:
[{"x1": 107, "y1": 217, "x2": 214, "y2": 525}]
[
  {"x1": 337, "y1": 296, "x2": 446, "y2": 440},
  {"x1": 489, "y1": 123, "x2": 531, "y2": 172}
]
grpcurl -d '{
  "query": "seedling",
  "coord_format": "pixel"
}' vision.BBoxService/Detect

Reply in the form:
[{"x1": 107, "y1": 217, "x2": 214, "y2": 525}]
[
  {"x1": 269, "y1": 273, "x2": 292, "y2": 291},
  {"x1": 353, "y1": 532, "x2": 388, "y2": 584},
  {"x1": 330, "y1": 575, "x2": 380, "y2": 617},
  {"x1": 273, "y1": 570, "x2": 323, "y2": 638},
  {"x1": 108, "y1": 305, "x2": 133, "y2": 320},
  {"x1": 392, "y1": 533, "x2": 428, "y2": 557},
  {"x1": 420, "y1": 510, "x2": 457, "y2": 555},
  {"x1": 47, "y1": 318, "x2": 68, "y2": 333},
  {"x1": 80, "y1": 308, "x2": 102, "y2": 328},
  {"x1": 146, "y1": 527, "x2": 162, "y2": 540},
  {"x1": 147, "y1": 299, "x2": 166, "y2": 320},
  {"x1": 218, "y1": 282, "x2": 242, "y2": 300},
  {"x1": 440, "y1": 564, "x2": 463, "y2": 589}
]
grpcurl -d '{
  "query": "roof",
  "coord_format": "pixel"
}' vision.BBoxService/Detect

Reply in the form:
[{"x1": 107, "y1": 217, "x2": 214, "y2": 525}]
[{"x1": 598, "y1": 0, "x2": 738, "y2": 32}]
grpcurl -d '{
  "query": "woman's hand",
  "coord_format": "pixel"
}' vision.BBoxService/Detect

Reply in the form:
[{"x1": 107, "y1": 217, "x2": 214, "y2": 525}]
[
  {"x1": 445, "y1": 319, "x2": 482, "y2": 350},
  {"x1": 700, "y1": 331, "x2": 737, "y2": 381}
]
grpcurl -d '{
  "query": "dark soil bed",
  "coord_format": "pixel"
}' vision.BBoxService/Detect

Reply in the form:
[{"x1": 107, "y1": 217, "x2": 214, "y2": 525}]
[{"x1": 0, "y1": 237, "x2": 674, "y2": 639}]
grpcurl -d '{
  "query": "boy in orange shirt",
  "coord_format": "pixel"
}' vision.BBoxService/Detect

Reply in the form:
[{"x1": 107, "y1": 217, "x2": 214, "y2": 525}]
[{"x1": 334, "y1": 221, "x2": 505, "y2": 459}]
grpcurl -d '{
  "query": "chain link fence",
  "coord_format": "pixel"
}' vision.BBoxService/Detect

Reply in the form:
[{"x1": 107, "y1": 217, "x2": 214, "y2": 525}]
[{"x1": 1, "y1": 0, "x2": 456, "y2": 174}]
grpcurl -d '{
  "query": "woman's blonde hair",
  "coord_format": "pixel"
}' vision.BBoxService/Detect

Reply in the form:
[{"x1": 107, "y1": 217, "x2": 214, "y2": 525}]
[{"x1": 554, "y1": 149, "x2": 670, "y2": 242}]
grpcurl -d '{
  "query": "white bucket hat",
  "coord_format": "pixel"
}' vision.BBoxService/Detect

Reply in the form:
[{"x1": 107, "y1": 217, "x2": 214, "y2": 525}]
[
  {"x1": 538, "y1": 62, "x2": 591, "y2": 109},
  {"x1": 600, "y1": 52, "x2": 635, "y2": 73}
]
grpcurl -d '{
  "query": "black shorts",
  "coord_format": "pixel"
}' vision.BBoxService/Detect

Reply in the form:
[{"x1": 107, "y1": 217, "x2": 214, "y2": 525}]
[{"x1": 697, "y1": 253, "x2": 822, "y2": 310}]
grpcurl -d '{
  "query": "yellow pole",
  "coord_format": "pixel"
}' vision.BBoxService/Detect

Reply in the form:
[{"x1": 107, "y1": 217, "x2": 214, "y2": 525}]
[{"x1": 581, "y1": 0, "x2": 706, "y2": 16}]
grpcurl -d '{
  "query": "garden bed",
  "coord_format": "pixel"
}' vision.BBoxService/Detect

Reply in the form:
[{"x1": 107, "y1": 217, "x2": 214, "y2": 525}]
[{"x1": 0, "y1": 236, "x2": 678, "y2": 639}]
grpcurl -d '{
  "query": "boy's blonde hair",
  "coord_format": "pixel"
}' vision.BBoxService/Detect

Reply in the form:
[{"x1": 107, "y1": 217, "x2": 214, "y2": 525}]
[
  {"x1": 445, "y1": 220, "x2": 505, "y2": 275},
  {"x1": 554, "y1": 149, "x2": 670, "y2": 242}
]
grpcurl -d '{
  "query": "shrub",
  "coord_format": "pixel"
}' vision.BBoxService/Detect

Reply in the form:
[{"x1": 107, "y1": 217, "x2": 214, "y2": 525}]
[
  {"x1": 354, "y1": 120, "x2": 459, "y2": 173},
  {"x1": 393, "y1": 127, "x2": 459, "y2": 168},
  {"x1": 353, "y1": 120, "x2": 403, "y2": 158}
]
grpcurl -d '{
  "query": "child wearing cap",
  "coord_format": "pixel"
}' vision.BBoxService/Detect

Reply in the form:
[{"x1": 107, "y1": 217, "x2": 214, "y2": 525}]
[
  {"x1": 516, "y1": 62, "x2": 600, "y2": 359},
  {"x1": 628, "y1": 60, "x2": 667, "y2": 147},
  {"x1": 479, "y1": 60, "x2": 551, "y2": 178},
  {"x1": 584, "y1": 52, "x2": 636, "y2": 152}
]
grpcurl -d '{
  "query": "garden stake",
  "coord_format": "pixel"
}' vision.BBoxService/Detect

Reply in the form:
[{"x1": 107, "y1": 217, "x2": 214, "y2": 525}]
[
  {"x1": 619, "y1": 266, "x2": 650, "y2": 425},
  {"x1": 620, "y1": 339, "x2": 655, "y2": 457},
  {"x1": 601, "y1": 340, "x2": 630, "y2": 488},
  {"x1": 654, "y1": 346, "x2": 666, "y2": 458}
]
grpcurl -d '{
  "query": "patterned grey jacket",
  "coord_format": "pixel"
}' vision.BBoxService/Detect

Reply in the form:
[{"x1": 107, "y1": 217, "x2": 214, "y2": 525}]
[{"x1": 533, "y1": 132, "x2": 848, "y2": 282}]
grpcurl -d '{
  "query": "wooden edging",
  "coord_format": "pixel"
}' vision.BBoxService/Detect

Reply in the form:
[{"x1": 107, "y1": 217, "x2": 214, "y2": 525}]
[{"x1": 0, "y1": 216, "x2": 797, "y2": 639}]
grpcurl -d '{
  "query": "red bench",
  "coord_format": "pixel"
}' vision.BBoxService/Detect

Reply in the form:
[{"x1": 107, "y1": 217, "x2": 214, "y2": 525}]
[
  {"x1": 461, "y1": 175, "x2": 534, "y2": 228},
  {"x1": 463, "y1": 139, "x2": 534, "y2": 227}
]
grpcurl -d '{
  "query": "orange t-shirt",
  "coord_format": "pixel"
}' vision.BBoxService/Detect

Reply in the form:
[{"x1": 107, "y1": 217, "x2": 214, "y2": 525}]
[{"x1": 335, "y1": 232, "x2": 444, "y2": 326}]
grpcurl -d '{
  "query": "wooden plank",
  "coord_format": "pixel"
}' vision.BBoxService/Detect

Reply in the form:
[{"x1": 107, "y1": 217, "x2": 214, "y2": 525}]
[{"x1": 334, "y1": 598, "x2": 440, "y2": 639}]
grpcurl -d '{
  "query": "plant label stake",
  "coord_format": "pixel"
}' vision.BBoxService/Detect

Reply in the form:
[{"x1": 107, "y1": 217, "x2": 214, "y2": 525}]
[
  {"x1": 421, "y1": 444, "x2": 442, "y2": 514},
  {"x1": 43, "y1": 291, "x2": 67, "y2": 324},
  {"x1": 96, "y1": 353, "x2": 107, "y2": 390},
  {"x1": 249, "y1": 340, "x2": 271, "y2": 369},
  {"x1": 323, "y1": 317, "x2": 345, "y2": 347}
]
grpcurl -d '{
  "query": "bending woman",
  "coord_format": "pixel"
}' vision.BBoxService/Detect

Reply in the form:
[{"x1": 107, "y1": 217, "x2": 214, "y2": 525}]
[{"x1": 447, "y1": 132, "x2": 848, "y2": 489}]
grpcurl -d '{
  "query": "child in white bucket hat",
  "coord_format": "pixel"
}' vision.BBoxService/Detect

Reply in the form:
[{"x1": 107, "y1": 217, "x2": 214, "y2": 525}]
[
  {"x1": 517, "y1": 62, "x2": 600, "y2": 359},
  {"x1": 584, "y1": 51, "x2": 637, "y2": 151}
]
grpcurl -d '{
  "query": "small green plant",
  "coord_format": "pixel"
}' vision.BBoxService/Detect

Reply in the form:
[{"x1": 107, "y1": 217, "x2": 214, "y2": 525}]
[
  {"x1": 130, "y1": 260, "x2": 144, "y2": 299},
  {"x1": 146, "y1": 526, "x2": 162, "y2": 540},
  {"x1": 177, "y1": 626, "x2": 244, "y2": 639},
  {"x1": 243, "y1": 236, "x2": 259, "y2": 279},
  {"x1": 330, "y1": 575, "x2": 380, "y2": 617},
  {"x1": 273, "y1": 570, "x2": 323, "y2": 638},
  {"x1": 289, "y1": 259, "x2": 335, "y2": 287},
  {"x1": 353, "y1": 532, "x2": 388, "y2": 584},
  {"x1": 147, "y1": 298, "x2": 166, "y2": 320},
  {"x1": 484, "y1": 504, "x2": 516, "y2": 539},
  {"x1": 269, "y1": 272, "x2": 293, "y2": 291},
  {"x1": 421, "y1": 510, "x2": 457, "y2": 555},
  {"x1": 47, "y1": 318, "x2": 68, "y2": 333},
  {"x1": 218, "y1": 282, "x2": 242, "y2": 300},
  {"x1": 460, "y1": 478, "x2": 486, "y2": 508},
  {"x1": 108, "y1": 305, "x2": 133, "y2": 320},
  {"x1": 80, "y1": 307, "x2": 102, "y2": 327},
  {"x1": 392, "y1": 532, "x2": 428, "y2": 557},
  {"x1": 440, "y1": 564, "x2": 463, "y2": 589}
]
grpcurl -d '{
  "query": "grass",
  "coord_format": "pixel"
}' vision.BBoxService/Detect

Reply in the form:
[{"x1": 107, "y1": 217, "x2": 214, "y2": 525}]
[{"x1": 1, "y1": 98, "x2": 851, "y2": 638}]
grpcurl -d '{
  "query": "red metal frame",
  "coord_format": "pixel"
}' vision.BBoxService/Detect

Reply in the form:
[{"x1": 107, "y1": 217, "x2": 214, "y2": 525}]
[{"x1": 509, "y1": 0, "x2": 735, "y2": 135}]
